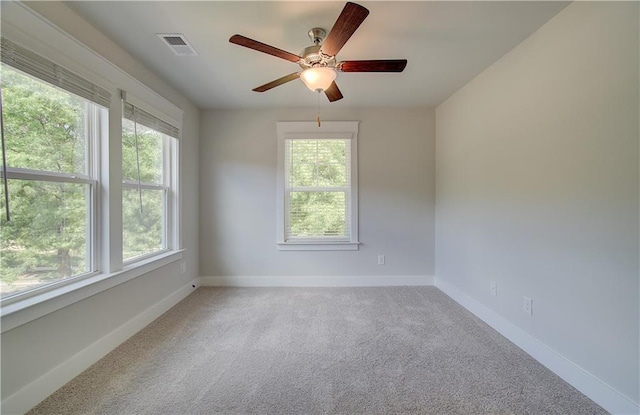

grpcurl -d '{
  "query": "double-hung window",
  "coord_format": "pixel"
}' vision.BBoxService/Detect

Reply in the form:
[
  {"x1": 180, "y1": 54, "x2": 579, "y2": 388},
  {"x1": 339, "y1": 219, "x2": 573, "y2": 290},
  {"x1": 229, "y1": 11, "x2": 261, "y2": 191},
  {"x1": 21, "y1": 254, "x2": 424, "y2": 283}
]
[
  {"x1": 0, "y1": 32, "x2": 182, "y2": 315},
  {"x1": 0, "y1": 39, "x2": 109, "y2": 298},
  {"x1": 122, "y1": 102, "x2": 178, "y2": 262},
  {"x1": 276, "y1": 121, "x2": 359, "y2": 250}
]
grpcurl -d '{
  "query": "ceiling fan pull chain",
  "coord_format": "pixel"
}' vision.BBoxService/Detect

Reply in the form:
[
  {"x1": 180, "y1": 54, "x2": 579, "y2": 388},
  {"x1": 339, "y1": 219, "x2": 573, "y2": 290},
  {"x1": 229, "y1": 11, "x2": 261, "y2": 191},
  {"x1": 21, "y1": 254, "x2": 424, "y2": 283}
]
[
  {"x1": 317, "y1": 90, "x2": 321, "y2": 127},
  {"x1": 133, "y1": 107, "x2": 144, "y2": 214},
  {"x1": 0, "y1": 86, "x2": 10, "y2": 221}
]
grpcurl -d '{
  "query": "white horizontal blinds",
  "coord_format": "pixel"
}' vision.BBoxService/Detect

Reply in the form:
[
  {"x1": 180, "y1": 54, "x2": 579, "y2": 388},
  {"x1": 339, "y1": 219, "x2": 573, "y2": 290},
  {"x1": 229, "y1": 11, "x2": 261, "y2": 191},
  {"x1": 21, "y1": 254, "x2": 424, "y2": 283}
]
[
  {"x1": 285, "y1": 138, "x2": 350, "y2": 240},
  {"x1": 123, "y1": 102, "x2": 179, "y2": 139},
  {"x1": 0, "y1": 37, "x2": 111, "y2": 108}
]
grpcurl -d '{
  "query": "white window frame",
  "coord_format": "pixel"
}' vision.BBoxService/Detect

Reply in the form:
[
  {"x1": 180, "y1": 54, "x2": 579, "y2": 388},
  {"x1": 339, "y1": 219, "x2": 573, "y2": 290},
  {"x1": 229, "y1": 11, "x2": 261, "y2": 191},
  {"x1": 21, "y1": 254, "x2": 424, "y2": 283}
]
[
  {"x1": 276, "y1": 121, "x2": 359, "y2": 251},
  {"x1": 0, "y1": 66, "x2": 107, "y2": 300}
]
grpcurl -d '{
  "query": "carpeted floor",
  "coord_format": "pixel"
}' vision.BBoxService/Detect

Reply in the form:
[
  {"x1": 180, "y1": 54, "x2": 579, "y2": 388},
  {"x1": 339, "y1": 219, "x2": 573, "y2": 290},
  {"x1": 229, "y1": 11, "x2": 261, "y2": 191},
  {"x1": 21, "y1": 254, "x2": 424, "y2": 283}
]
[{"x1": 29, "y1": 287, "x2": 607, "y2": 414}]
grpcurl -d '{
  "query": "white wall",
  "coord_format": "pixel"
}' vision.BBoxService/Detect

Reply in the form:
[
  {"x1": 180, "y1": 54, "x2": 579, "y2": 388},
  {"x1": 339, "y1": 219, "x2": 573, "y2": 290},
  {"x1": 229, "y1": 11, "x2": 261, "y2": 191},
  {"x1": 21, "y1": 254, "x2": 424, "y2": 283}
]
[
  {"x1": 436, "y1": 1, "x2": 639, "y2": 409},
  {"x1": 200, "y1": 107, "x2": 434, "y2": 282},
  {"x1": 1, "y1": 2, "x2": 200, "y2": 412}
]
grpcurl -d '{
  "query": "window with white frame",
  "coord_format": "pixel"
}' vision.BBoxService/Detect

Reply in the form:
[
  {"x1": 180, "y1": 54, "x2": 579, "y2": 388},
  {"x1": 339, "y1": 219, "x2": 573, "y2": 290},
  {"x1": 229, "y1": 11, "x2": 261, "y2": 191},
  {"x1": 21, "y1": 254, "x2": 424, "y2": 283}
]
[
  {"x1": 0, "y1": 36, "x2": 182, "y2": 306},
  {"x1": 122, "y1": 102, "x2": 178, "y2": 262},
  {"x1": 276, "y1": 121, "x2": 358, "y2": 250},
  {"x1": 0, "y1": 39, "x2": 109, "y2": 298}
]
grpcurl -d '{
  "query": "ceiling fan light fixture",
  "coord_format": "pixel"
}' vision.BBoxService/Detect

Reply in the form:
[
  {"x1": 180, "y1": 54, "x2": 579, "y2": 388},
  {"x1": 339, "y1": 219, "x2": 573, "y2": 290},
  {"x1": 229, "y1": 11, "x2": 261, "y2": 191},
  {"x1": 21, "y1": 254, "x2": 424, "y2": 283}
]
[
  {"x1": 229, "y1": 2, "x2": 406, "y2": 102},
  {"x1": 300, "y1": 67, "x2": 337, "y2": 92}
]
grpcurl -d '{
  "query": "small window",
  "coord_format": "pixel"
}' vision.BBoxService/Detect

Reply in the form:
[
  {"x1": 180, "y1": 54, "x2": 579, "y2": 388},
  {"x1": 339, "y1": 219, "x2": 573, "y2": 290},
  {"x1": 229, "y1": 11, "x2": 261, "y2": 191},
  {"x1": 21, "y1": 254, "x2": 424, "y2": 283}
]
[
  {"x1": 0, "y1": 64, "x2": 105, "y2": 298},
  {"x1": 121, "y1": 103, "x2": 178, "y2": 262},
  {"x1": 276, "y1": 121, "x2": 358, "y2": 250}
]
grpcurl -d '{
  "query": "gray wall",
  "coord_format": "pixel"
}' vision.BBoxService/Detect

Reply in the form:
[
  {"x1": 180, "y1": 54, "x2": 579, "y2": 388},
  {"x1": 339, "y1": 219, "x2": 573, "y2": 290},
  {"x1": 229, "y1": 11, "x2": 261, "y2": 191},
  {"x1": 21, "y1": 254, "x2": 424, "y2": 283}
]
[
  {"x1": 2, "y1": 262, "x2": 183, "y2": 400},
  {"x1": 435, "y1": 2, "x2": 639, "y2": 403},
  {"x1": 200, "y1": 107, "x2": 435, "y2": 279},
  {"x1": 1, "y1": 1, "x2": 200, "y2": 404}
]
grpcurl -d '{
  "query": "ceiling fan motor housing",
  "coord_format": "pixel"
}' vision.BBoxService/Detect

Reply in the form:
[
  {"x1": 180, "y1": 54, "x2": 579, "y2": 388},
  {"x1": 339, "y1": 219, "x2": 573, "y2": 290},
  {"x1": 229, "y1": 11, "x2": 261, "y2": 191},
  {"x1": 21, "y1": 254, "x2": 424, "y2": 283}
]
[{"x1": 299, "y1": 44, "x2": 336, "y2": 70}]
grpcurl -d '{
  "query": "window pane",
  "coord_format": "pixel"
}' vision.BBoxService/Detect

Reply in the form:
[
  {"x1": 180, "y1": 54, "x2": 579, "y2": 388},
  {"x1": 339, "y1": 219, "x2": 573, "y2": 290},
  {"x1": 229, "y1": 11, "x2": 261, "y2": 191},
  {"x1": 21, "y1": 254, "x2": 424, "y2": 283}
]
[
  {"x1": 0, "y1": 180, "x2": 90, "y2": 297},
  {"x1": 316, "y1": 163, "x2": 346, "y2": 187},
  {"x1": 122, "y1": 118, "x2": 163, "y2": 183},
  {"x1": 1, "y1": 64, "x2": 87, "y2": 174},
  {"x1": 123, "y1": 187, "x2": 165, "y2": 260},
  {"x1": 289, "y1": 191, "x2": 346, "y2": 238},
  {"x1": 317, "y1": 140, "x2": 346, "y2": 164},
  {"x1": 288, "y1": 140, "x2": 346, "y2": 187},
  {"x1": 290, "y1": 163, "x2": 315, "y2": 187},
  {"x1": 290, "y1": 140, "x2": 316, "y2": 163}
]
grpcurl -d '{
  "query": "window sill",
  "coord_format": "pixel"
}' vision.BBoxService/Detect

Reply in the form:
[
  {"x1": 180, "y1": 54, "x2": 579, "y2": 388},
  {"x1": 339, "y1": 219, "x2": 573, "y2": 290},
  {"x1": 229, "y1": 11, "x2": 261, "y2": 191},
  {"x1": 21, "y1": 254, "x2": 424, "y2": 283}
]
[
  {"x1": 0, "y1": 250, "x2": 184, "y2": 333},
  {"x1": 277, "y1": 242, "x2": 360, "y2": 251}
]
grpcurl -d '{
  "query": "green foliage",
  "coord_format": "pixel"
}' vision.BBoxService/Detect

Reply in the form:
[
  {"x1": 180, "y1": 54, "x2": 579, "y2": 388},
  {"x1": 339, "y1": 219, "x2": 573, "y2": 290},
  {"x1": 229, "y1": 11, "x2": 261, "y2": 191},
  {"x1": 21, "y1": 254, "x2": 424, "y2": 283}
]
[
  {"x1": 122, "y1": 120, "x2": 165, "y2": 260},
  {"x1": 1, "y1": 66, "x2": 88, "y2": 293},
  {"x1": 122, "y1": 119, "x2": 163, "y2": 183},
  {"x1": 2, "y1": 67, "x2": 86, "y2": 174},
  {"x1": 287, "y1": 140, "x2": 348, "y2": 238},
  {"x1": 122, "y1": 188, "x2": 163, "y2": 260},
  {"x1": 290, "y1": 191, "x2": 346, "y2": 237},
  {"x1": 0, "y1": 65, "x2": 166, "y2": 295}
]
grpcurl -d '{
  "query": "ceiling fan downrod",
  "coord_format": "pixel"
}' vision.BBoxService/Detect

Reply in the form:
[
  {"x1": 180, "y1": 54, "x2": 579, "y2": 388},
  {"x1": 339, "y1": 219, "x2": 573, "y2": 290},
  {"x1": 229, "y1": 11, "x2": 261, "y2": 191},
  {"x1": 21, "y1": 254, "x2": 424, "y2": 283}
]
[{"x1": 308, "y1": 28, "x2": 326, "y2": 45}]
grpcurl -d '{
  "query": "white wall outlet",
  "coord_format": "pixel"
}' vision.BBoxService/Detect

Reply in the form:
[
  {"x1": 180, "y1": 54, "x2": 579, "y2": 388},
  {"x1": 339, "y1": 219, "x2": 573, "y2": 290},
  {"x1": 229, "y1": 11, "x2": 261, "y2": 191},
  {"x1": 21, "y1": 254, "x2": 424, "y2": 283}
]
[
  {"x1": 180, "y1": 262, "x2": 187, "y2": 275},
  {"x1": 523, "y1": 296, "x2": 532, "y2": 316},
  {"x1": 490, "y1": 281, "x2": 497, "y2": 296},
  {"x1": 377, "y1": 255, "x2": 385, "y2": 265}
]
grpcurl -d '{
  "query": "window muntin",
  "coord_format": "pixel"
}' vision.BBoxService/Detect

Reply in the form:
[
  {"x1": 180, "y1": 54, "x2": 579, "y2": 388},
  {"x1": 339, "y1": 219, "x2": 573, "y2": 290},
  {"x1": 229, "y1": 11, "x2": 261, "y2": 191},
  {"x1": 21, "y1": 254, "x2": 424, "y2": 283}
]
[
  {"x1": 121, "y1": 117, "x2": 171, "y2": 262},
  {"x1": 0, "y1": 64, "x2": 101, "y2": 298}
]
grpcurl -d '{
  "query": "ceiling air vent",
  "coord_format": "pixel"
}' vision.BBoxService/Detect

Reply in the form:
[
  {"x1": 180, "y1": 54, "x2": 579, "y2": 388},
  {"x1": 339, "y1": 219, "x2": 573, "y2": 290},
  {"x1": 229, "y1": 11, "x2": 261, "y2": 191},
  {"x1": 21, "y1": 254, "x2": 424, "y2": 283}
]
[{"x1": 157, "y1": 34, "x2": 198, "y2": 56}]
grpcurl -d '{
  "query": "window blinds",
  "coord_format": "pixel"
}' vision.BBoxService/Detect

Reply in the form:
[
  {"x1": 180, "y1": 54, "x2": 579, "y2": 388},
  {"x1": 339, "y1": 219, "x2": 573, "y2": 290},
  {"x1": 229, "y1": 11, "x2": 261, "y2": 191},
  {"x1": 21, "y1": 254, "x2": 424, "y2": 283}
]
[
  {"x1": 284, "y1": 138, "x2": 351, "y2": 240},
  {"x1": 123, "y1": 102, "x2": 179, "y2": 139},
  {"x1": 0, "y1": 37, "x2": 111, "y2": 108}
]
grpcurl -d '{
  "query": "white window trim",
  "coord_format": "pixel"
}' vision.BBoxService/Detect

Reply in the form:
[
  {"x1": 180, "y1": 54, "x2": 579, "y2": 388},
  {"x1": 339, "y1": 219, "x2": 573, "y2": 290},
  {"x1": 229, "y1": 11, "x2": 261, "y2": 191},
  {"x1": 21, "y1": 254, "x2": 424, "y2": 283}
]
[{"x1": 276, "y1": 121, "x2": 359, "y2": 251}]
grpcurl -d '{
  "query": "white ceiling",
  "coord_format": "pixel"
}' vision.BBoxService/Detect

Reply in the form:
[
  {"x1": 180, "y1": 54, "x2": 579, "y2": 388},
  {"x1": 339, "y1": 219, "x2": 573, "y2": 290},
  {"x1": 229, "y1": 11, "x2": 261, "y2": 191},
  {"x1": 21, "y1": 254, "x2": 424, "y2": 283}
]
[{"x1": 65, "y1": 1, "x2": 568, "y2": 109}]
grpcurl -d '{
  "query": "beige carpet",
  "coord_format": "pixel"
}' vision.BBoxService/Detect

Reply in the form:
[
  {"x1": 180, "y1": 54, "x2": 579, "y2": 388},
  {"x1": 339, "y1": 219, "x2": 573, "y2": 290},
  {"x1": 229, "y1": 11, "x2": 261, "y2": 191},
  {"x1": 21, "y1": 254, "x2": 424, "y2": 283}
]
[{"x1": 29, "y1": 287, "x2": 606, "y2": 414}]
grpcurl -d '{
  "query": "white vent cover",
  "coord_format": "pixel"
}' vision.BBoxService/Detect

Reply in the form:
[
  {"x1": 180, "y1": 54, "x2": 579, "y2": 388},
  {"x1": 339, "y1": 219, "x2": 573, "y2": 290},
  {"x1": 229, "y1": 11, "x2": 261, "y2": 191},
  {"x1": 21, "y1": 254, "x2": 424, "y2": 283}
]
[{"x1": 157, "y1": 34, "x2": 198, "y2": 56}]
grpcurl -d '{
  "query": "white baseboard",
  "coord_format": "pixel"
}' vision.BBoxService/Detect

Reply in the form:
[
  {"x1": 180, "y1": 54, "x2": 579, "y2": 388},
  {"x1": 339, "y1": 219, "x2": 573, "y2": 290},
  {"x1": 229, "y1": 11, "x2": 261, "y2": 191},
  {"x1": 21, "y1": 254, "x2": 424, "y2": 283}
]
[
  {"x1": 434, "y1": 278, "x2": 640, "y2": 415},
  {"x1": 1, "y1": 280, "x2": 198, "y2": 415},
  {"x1": 200, "y1": 275, "x2": 433, "y2": 287}
]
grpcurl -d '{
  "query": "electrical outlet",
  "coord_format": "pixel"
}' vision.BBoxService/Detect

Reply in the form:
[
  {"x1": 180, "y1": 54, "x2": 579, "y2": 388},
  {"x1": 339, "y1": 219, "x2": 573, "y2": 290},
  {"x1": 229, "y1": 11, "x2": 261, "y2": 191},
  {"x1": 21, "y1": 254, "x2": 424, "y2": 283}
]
[
  {"x1": 490, "y1": 281, "x2": 497, "y2": 296},
  {"x1": 377, "y1": 255, "x2": 385, "y2": 265},
  {"x1": 523, "y1": 296, "x2": 532, "y2": 316},
  {"x1": 180, "y1": 262, "x2": 187, "y2": 275}
]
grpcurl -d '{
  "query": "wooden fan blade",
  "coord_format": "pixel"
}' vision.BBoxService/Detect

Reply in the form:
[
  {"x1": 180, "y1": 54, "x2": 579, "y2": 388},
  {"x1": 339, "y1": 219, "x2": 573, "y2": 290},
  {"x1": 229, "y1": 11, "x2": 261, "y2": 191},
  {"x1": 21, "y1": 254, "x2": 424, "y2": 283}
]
[
  {"x1": 230, "y1": 34, "x2": 301, "y2": 63},
  {"x1": 321, "y1": 2, "x2": 369, "y2": 57},
  {"x1": 252, "y1": 73, "x2": 300, "y2": 92},
  {"x1": 324, "y1": 81, "x2": 343, "y2": 102},
  {"x1": 338, "y1": 59, "x2": 408, "y2": 72}
]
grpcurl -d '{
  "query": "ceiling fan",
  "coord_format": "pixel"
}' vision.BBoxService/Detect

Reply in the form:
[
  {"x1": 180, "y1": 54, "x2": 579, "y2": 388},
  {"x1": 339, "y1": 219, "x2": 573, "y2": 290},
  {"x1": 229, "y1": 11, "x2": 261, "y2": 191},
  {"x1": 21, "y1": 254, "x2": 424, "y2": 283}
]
[{"x1": 229, "y1": 1, "x2": 407, "y2": 102}]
